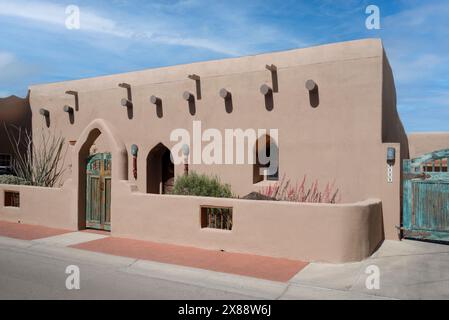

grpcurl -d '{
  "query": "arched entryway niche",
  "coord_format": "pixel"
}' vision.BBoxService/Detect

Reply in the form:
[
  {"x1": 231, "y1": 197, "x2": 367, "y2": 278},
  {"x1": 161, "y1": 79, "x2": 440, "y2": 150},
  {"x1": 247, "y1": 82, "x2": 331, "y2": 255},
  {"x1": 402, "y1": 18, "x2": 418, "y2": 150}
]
[
  {"x1": 73, "y1": 119, "x2": 128, "y2": 231},
  {"x1": 253, "y1": 134, "x2": 279, "y2": 183},
  {"x1": 147, "y1": 143, "x2": 174, "y2": 194}
]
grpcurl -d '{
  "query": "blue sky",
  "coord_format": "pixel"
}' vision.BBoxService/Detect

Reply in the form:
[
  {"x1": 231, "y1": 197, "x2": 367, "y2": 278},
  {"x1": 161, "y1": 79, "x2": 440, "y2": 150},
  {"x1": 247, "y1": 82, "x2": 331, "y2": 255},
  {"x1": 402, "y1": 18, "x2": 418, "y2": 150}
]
[{"x1": 0, "y1": 0, "x2": 448, "y2": 132}]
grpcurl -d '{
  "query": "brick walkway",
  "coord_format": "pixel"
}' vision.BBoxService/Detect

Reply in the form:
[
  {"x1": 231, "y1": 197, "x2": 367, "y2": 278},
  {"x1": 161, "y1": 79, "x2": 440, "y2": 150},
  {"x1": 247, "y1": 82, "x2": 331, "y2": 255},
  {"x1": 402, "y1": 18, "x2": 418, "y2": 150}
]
[
  {"x1": 0, "y1": 221, "x2": 71, "y2": 240},
  {"x1": 0, "y1": 220, "x2": 308, "y2": 282},
  {"x1": 72, "y1": 237, "x2": 308, "y2": 282}
]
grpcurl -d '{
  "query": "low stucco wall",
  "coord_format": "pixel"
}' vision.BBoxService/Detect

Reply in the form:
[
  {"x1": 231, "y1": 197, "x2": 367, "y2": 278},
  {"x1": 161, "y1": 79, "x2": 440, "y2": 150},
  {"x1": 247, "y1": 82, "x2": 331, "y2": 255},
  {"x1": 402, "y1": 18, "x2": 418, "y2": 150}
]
[
  {"x1": 112, "y1": 181, "x2": 383, "y2": 263},
  {"x1": 0, "y1": 180, "x2": 383, "y2": 263},
  {"x1": 0, "y1": 182, "x2": 77, "y2": 230}
]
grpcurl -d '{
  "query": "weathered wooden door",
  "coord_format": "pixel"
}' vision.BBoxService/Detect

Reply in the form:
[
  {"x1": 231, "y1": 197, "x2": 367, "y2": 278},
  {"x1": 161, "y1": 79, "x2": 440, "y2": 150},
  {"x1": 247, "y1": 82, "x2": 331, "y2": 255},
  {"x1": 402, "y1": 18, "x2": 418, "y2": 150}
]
[
  {"x1": 403, "y1": 149, "x2": 449, "y2": 241},
  {"x1": 86, "y1": 153, "x2": 111, "y2": 231}
]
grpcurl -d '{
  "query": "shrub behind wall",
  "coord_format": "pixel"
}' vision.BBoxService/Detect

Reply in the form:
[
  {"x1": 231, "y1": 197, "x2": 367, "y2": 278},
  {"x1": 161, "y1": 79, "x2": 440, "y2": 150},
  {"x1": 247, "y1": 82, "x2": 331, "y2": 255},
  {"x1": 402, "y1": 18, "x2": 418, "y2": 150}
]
[
  {"x1": 0, "y1": 175, "x2": 31, "y2": 186},
  {"x1": 171, "y1": 172, "x2": 233, "y2": 198}
]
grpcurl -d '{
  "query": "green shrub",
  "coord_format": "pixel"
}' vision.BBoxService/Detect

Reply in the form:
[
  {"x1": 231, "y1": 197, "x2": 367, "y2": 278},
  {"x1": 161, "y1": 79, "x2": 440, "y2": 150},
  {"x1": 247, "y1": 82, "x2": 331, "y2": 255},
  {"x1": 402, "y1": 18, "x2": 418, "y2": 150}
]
[
  {"x1": 0, "y1": 175, "x2": 31, "y2": 186},
  {"x1": 170, "y1": 172, "x2": 233, "y2": 198}
]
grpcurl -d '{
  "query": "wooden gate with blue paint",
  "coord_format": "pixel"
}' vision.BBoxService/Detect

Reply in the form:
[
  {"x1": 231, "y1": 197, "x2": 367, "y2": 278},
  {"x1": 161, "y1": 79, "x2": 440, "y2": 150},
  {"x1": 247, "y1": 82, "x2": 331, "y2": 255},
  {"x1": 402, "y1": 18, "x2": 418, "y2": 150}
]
[
  {"x1": 403, "y1": 149, "x2": 449, "y2": 241},
  {"x1": 86, "y1": 153, "x2": 111, "y2": 231}
]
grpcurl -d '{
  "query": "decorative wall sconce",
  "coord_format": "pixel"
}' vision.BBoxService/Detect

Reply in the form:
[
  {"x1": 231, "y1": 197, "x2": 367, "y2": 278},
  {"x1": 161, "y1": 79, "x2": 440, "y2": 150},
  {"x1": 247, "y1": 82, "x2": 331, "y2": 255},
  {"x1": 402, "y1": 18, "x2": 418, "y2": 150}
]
[
  {"x1": 387, "y1": 147, "x2": 396, "y2": 164},
  {"x1": 39, "y1": 108, "x2": 51, "y2": 127},
  {"x1": 150, "y1": 95, "x2": 161, "y2": 105},
  {"x1": 219, "y1": 88, "x2": 231, "y2": 100},
  {"x1": 183, "y1": 91, "x2": 194, "y2": 102},
  {"x1": 188, "y1": 74, "x2": 201, "y2": 100},
  {"x1": 63, "y1": 105, "x2": 74, "y2": 114},
  {"x1": 121, "y1": 98, "x2": 133, "y2": 108},
  {"x1": 63, "y1": 105, "x2": 75, "y2": 124},
  {"x1": 260, "y1": 84, "x2": 274, "y2": 111},
  {"x1": 65, "y1": 90, "x2": 79, "y2": 111},
  {"x1": 150, "y1": 95, "x2": 163, "y2": 118},
  {"x1": 220, "y1": 88, "x2": 233, "y2": 113},
  {"x1": 260, "y1": 84, "x2": 273, "y2": 96},
  {"x1": 305, "y1": 80, "x2": 317, "y2": 91},
  {"x1": 305, "y1": 79, "x2": 319, "y2": 108},
  {"x1": 39, "y1": 108, "x2": 50, "y2": 117},
  {"x1": 131, "y1": 144, "x2": 138, "y2": 179}
]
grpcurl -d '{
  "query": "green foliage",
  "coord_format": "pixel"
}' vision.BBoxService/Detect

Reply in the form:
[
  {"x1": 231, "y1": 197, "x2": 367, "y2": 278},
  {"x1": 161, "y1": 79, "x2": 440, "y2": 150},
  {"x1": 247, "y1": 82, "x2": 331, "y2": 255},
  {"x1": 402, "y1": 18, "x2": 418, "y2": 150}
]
[
  {"x1": 171, "y1": 172, "x2": 233, "y2": 198},
  {"x1": 0, "y1": 175, "x2": 31, "y2": 186}
]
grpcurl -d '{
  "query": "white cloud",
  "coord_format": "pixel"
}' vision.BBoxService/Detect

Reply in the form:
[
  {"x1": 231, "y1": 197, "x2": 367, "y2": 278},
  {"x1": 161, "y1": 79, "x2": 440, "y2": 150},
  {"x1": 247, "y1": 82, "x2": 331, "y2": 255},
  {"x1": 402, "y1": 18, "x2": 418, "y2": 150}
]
[
  {"x1": 0, "y1": 1, "x2": 244, "y2": 56},
  {"x1": 0, "y1": 0, "x2": 305, "y2": 57}
]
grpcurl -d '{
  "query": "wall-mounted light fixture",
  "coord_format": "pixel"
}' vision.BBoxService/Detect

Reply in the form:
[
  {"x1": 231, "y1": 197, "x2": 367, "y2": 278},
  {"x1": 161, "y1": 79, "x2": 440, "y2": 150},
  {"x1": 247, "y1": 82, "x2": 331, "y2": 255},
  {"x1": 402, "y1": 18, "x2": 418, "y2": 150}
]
[
  {"x1": 39, "y1": 108, "x2": 50, "y2": 117},
  {"x1": 260, "y1": 84, "x2": 273, "y2": 96},
  {"x1": 219, "y1": 88, "x2": 231, "y2": 100},
  {"x1": 121, "y1": 98, "x2": 133, "y2": 108},
  {"x1": 183, "y1": 91, "x2": 194, "y2": 102},
  {"x1": 65, "y1": 90, "x2": 79, "y2": 112},
  {"x1": 150, "y1": 95, "x2": 161, "y2": 105},
  {"x1": 305, "y1": 79, "x2": 319, "y2": 108},
  {"x1": 219, "y1": 88, "x2": 233, "y2": 113},
  {"x1": 63, "y1": 105, "x2": 74, "y2": 114},
  {"x1": 39, "y1": 108, "x2": 51, "y2": 127},
  {"x1": 305, "y1": 80, "x2": 317, "y2": 91},
  {"x1": 131, "y1": 144, "x2": 139, "y2": 179},
  {"x1": 387, "y1": 147, "x2": 396, "y2": 164}
]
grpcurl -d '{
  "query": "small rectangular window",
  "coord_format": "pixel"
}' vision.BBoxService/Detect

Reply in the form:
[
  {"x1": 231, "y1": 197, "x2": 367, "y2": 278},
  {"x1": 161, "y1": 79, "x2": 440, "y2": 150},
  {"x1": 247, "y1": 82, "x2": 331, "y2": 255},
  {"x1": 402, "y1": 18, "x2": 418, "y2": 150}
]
[
  {"x1": 4, "y1": 191, "x2": 20, "y2": 207},
  {"x1": 201, "y1": 206, "x2": 232, "y2": 230}
]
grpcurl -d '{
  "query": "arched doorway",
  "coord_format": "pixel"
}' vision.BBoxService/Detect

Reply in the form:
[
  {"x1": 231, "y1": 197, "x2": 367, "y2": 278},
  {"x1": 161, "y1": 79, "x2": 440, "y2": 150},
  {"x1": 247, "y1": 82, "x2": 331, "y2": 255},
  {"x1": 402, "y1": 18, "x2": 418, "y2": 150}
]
[
  {"x1": 147, "y1": 143, "x2": 174, "y2": 194},
  {"x1": 73, "y1": 119, "x2": 128, "y2": 231}
]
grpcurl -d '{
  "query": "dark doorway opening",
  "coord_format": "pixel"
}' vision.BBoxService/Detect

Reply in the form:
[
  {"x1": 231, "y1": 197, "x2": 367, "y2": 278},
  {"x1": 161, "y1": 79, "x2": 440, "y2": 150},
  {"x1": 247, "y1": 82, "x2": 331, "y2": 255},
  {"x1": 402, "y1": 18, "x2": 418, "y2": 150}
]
[{"x1": 147, "y1": 143, "x2": 174, "y2": 194}]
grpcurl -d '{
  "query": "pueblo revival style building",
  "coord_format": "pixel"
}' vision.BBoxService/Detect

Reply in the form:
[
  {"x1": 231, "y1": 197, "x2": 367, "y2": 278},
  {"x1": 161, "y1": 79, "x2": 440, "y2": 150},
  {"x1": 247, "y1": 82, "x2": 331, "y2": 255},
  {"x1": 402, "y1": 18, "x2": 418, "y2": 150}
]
[{"x1": 1, "y1": 39, "x2": 448, "y2": 263}]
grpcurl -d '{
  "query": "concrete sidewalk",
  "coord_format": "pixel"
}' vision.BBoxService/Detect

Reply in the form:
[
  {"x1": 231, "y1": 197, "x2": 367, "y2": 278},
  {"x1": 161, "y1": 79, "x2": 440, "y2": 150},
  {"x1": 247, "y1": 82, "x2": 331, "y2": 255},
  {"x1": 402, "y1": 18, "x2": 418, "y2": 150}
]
[{"x1": 1, "y1": 220, "x2": 449, "y2": 299}]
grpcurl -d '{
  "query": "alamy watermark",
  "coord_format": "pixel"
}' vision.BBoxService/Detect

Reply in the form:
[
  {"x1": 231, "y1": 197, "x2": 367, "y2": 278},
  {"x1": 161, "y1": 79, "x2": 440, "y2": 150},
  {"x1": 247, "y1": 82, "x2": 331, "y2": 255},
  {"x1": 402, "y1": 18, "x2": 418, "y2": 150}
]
[
  {"x1": 65, "y1": 5, "x2": 80, "y2": 30},
  {"x1": 365, "y1": 5, "x2": 381, "y2": 30},
  {"x1": 65, "y1": 265, "x2": 80, "y2": 290},
  {"x1": 170, "y1": 121, "x2": 279, "y2": 176},
  {"x1": 365, "y1": 265, "x2": 380, "y2": 290}
]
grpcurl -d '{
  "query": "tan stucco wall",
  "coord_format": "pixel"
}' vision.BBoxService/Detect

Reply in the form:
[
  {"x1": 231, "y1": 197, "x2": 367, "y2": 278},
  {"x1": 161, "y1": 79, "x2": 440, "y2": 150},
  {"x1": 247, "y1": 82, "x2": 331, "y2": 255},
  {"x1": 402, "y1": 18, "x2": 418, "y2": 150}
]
[
  {"x1": 407, "y1": 133, "x2": 449, "y2": 159},
  {"x1": 0, "y1": 181, "x2": 383, "y2": 263},
  {"x1": 0, "y1": 182, "x2": 77, "y2": 230},
  {"x1": 24, "y1": 39, "x2": 406, "y2": 241}
]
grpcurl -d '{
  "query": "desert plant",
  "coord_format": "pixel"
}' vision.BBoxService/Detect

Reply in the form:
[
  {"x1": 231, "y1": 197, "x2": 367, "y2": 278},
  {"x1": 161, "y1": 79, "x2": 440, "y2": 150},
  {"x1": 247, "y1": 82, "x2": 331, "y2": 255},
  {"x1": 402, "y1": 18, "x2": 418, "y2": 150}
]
[
  {"x1": 4, "y1": 124, "x2": 67, "y2": 187},
  {"x1": 171, "y1": 172, "x2": 233, "y2": 198},
  {"x1": 260, "y1": 174, "x2": 341, "y2": 203},
  {"x1": 0, "y1": 175, "x2": 31, "y2": 186}
]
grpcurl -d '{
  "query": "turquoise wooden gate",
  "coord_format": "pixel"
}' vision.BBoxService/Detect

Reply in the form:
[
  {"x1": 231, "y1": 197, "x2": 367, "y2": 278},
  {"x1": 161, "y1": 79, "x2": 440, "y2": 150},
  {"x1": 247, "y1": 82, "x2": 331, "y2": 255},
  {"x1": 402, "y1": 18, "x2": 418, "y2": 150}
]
[
  {"x1": 403, "y1": 149, "x2": 449, "y2": 241},
  {"x1": 86, "y1": 153, "x2": 111, "y2": 231}
]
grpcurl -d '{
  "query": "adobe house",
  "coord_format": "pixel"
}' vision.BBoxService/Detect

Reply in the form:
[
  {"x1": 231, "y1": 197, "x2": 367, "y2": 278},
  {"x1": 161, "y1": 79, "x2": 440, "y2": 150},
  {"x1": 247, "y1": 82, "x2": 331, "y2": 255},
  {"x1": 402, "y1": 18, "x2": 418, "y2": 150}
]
[{"x1": 1, "y1": 39, "x2": 447, "y2": 262}]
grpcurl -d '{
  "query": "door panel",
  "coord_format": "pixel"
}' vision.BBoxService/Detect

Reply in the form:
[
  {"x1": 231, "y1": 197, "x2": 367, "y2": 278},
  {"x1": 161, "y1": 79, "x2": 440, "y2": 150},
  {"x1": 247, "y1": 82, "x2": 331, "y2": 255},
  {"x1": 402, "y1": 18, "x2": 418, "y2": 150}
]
[{"x1": 86, "y1": 153, "x2": 112, "y2": 231}]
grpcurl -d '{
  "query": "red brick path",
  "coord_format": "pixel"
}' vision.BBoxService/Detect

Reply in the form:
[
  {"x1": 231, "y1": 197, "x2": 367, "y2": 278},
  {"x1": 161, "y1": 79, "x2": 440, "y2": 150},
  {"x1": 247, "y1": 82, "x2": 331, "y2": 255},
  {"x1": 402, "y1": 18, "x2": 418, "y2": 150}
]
[
  {"x1": 72, "y1": 237, "x2": 308, "y2": 282},
  {"x1": 0, "y1": 221, "x2": 71, "y2": 240}
]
